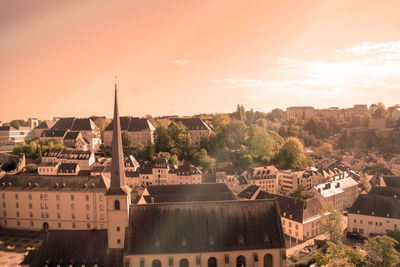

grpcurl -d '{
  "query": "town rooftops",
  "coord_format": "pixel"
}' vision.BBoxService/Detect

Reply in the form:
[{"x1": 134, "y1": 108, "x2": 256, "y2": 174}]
[
  {"x1": 314, "y1": 176, "x2": 358, "y2": 198},
  {"x1": 34, "y1": 120, "x2": 56, "y2": 130},
  {"x1": 0, "y1": 126, "x2": 16, "y2": 131},
  {"x1": 382, "y1": 176, "x2": 400, "y2": 188},
  {"x1": 24, "y1": 230, "x2": 122, "y2": 267},
  {"x1": 171, "y1": 118, "x2": 211, "y2": 131},
  {"x1": 256, "y1": 192, "x2": 325, "y2": 223},
  {"x1": 58, "y1": 163, "x2": 79, "y2": 172},
  {"x1": 63, "y1": 131, "x2": 81, "y2": 140},
  {"x1": 141, "y1": 183, "x2": 236, "y2": 204},
  {"x1": 349, "y1": 192, "x2": 400, "y2": 219},
  {"x1": 0, "y1": 174, "x2": 106, "y2": 191},
  {"x1": 104, "y1": 117, "x2": 155, "y2": 132},
  {"x1": 50, "y1": 117, "x2": 99, "y2": 131},
  {"x1": 126, "y1": 199, "x2": 285, "y2": 254},
  {"x1": 40, "y1": 129, "x2": 68, "y2": 138},
  {"x1": 237, "y1": 185, "x2": 260, "y2": 199},
  {"x1": 169, "y1": 164, "x2": 201, "y2": 176}
]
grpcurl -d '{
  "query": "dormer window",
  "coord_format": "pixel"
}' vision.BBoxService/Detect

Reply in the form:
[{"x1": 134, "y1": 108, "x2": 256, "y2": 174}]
[
  {"x1": 155, "y1": 239, "x2": 160, "y2": 247},
  {"x1": 181, "y1": 237, "x2": 187, "y2": 247},
  {"x1": 209, "y1": 235, "x2": 215, "y2": 246}
]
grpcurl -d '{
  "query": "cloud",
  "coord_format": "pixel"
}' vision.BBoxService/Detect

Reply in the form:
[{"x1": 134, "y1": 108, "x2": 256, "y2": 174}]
[
  {"x1": 170, "y1": 59, "x2": 192, "y2": 66},
  {"x1": 216, "y1": 41, "x2": 400, "y2": 102}
]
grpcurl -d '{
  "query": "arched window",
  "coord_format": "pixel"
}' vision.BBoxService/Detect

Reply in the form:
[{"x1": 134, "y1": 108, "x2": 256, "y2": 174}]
[
  {"x1": 180, "y1": 258, "x2": 189, "y2": 267},
  {"x1": 152, "y1": 260, "x2": 161, "y2": 267},
  {"x1": 114, "y1": 200, "x2": 120, "y2": 210},
  {"x1": 263, "y1": 254, "x2": 273, "y2": 267},
  {"x1": 208, "y1": 257, "x2": 217, "y2": 267},
  {"x1": 236, "y1": 255, "x2": 245, "y2": 267}
]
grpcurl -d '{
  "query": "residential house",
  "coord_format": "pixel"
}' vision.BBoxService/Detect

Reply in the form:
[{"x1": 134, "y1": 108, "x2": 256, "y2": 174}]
[
  {"x1": 103, "y1": 117, "x2": 155, "y2": 147},
  {"x1": 246, "y1": 166, "x2": 280, "y2": 193},
  {"x1": 172, "y1": 118, "x2": 212, "y2": 147},
  {"x1": 63, "y1": 131, "x2": 90, "y2": 151}
]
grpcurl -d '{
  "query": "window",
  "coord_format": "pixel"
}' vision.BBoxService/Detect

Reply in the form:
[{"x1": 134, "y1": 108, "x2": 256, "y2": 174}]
[
  {"x1": 30, "y1": 221, "x2": 34, "y2": 227},
  {"x1": 71, "y1": 194, "x2": 74, "y2": 201},
  {"x1": 30, "y1": 211, "x2": 33, "y2": 218},
  {"x1": 2, "y1": 202, "x2": 5, "y2": 208},
  {"x1": 2, "y1": 211, "x2": 6, "y2": 217},
  {"x1": 86, "y1": 195, "x2": 89, "y2": 201},
  {"x1": 114, "y1": 200, "x2": 120, "y2": 210},
  {"x1": 16, "y1": 211, "x2": 20, "y2": 217},
  {"x1": 29, "y1": 203, "x2": 32, "y2": 209},
  {"x1": 117, "y1": 227, "x2": 120, "y2": 232},
  {"x1": 28, "y1": 194, "x2": 32, "y2": 200},
  {"x1": 1, "y1": 193, "x2": 4, "y2": 199},
  {"x1": 72, "y1": 213, "x2": 75, "y2": 219},
  {"x1": 140, "y1": 258, "x2": 145, "y2": 267},
  {"x1": 57, "y1": 213, "x2": 61, "y2": 219},
  {"x1": 360, "y1": 220, "x2": 363, "y2": 224},
  {"x1": 15, "y1": 193, "x2": 18, "y2": 199},
  {"x1": 17, "y1": 220, "x2": 20, "y2": 226},
  {"x1": 58, "y1": 222, "x2": 62, "y2": 228},
  {"x1": 354, "y1": 219, "x2": 357, "y2": 223},
  {"x1": 369, "y1": 221, "x2": 372, "y2": 225},
  {"x1": 99, "y1": 195, "x2": 103, "y2": 201},
  {"x1": 295, "y1": 224, "x2": 298, "y2": 230},
  {"x1": 57, "y1": 203, "x2": 60, "y2": 210},
  {"x1": 56, "y1": 195, "x2": 60, "y2": 201},
  {"x1": 282, "y1": 220, "x2": 285, "y2": 225},
  {"x1": 289, "y1": 222, "x2": 292, "y2": 227},
  {"x1": 100, "y1": 214, "x2": 104, "y2": 220},
  {"x1": 87, "y1": 223, "x2": 91, "y2": 229},
  {"x1": 152, "y1": 260, "x2": 161, "y2": 267},
  {"x1": 224, "y1": 255, "x2": 230, "y2": 264},
  {"x1": 86, "y1": 204, "x2": 90, "y2": 210},
  {"x1": 100, "y1": 204, "x2": 104, "y2": 211},
  {"x1": 169, "y1": 257, "x2": 174, "y2": 266},
  {"x1": 71, "y1": 203, "x2": 75, "y2": 210},
  {"x1": 86, "y1": 213, "x2": 90, "y2": 220},
  {"x1": 359, "y1": 228, "x2": 364, "y2": 234},
  {"x1": 117, "y1": 239, "x2": 121, "y2": 244},
  {"x1": 72, "y1": 223, "x2": 76, "y2": 229}
]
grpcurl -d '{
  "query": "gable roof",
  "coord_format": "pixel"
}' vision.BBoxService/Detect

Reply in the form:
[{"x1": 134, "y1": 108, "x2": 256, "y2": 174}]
[
  {"x1": 64, "y1": 131, "x2": 81, "y2": 140},
  {"x1": 51, "y1": 117, "x2": 75, "y2": 130},
  {"x1": 41, "y1": 129, "x2": 68, "y2": 138},
  {"x1": 34, "y1": 120, "x2": 56, "y2": 130},
  {"x1": 237, "y1": 185, "x2": 260, "y2": 199},
  {"x1": 51, "y1": 117, "x2": 98, "y2": 131},
  {"x1": 25, "y1": 230, "x2": 122, "y2": 267},
  {"x1": 382, "y1": 176, "x2": 400, "y2": 188},
  {"x1": 126, "y1": 199, "x2": 285, "y2": 254},
  {"x1": 0, "y1": 126, "x2": 16, "y2": 131},
  {"x1": 256, "y1": 192, "x2": 325, "y2": 223},
  {"x1": 104, "y1": 117, "x2": 155, "y2": 132},
  {"x1": 142, "y1": 183, "x2": 236, "y2": 204},
  {"x1": 349, "y1": 193, "x2": 400, "y2": 219},
  {"x1": 0, "y1": 174, "x2": 107, "y2": 191},
  {"x1": 171, "y1": 118, "x2": 211, "y2": 131}
]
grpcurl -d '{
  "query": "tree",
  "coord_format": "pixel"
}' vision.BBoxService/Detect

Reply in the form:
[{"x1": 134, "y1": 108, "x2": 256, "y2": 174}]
[
  {"x1": 315, "y1": 142, "x2": 333, "y2": 157},
  {"x1": 361, "y1": 112, "x2": 372, "y2": 129},
  {"x1": 211, "y1": 114, "x2": 230, "y2": 134},
  {"x1": 1, "y1": 158, "x2": 16, "y2": 172},
  {"x1": 24, "y1": 163, "x2": 38, "y2": 173},
  {"x1": 167, "y1": 122, "x2": 187, "y2": 149},
  {"x1": 266, "y1": 108, "x2": 284, "y2": 121},
  {"x1": 234, "y1": 104, "x2": 246, "y2": 121},
  {"x1": 121, "y1": 132, "x2": 132, "y2": 147},
  {"x1": 277, "y1": 137, "x2": 307, "y2": 170},
  {"x1": 373, "y1": 102, "x2": 388, "y2": 118},
  {"x1": 154, "y1": 125, "x2": 172, "y2": 152},
  {"x1": 318, "y1": 207, "x2": 343, "y2": 244},
  {"x1": 290, "y1": 185, "x2": 313, "y2": 200},
  {"x1": 363, "y1": 235, "x2": 400, "y2": 266},
  {"x1": 169, "y1": 154, "x2": 179, "y2": 165},
  {"x1": 194, "y1": 149, "x2": 216, "y2": 170},
  {"x1": 248, "y1": 126, "x2": 276, "y2": 160},
  {"x1": 314, "y1": 241, "x2": 365, "y2": 267}
]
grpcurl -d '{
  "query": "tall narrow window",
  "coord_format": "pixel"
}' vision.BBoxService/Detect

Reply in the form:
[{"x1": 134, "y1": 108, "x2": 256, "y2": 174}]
[{"x1": 114, "y1": 200, "x2": 120, "y2": 210}]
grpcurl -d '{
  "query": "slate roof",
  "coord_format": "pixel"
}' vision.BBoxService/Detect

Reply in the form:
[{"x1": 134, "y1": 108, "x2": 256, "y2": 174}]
[
  {"x1": 51, "y1": 117, "x2": 98, "y2": 131},
  {"x1": 43, "y1": 149, "x2": 61, "y2": 157},
  {"x1": 171, "y1": 118, "x2": 211, "y2": 131},
  {"x1": 256, "y1": 192, "x2": 325, "y2": 223},
  {"x1": 26, "y1": 230, "x2": 122, "y2": 267},
  {"x1": 58, "y1": 163, "x2": 79, "y2": 172},
  {"x1": 0, "y1": 174, "x2": 107, "y2": 191},
  {"x1": 382, "y1": 176, "x2": 400, "y2": 188},
  {"x1": 64, "y1": 131, "x2": 81, "y2": 140},
  {"x1": 34, "y1": 120, "x2": 56, "y2": 130},
  {"x1": 202, "y1": 174, "x2": 216, "y2": 183},
  {"x1": 41, "y1": 129, "x2": 68, "y2": 138},
  {"x1": 169, "y1": 164, "x2": 201, "y2": 176},
  {"x1": 349, "y1": 193, "x2": 400, "y2": 219},
  {"x1": 237, "y1": 185, "x2": 260, "y2": 199},
  {"x1": 68, "y1": 150, "x2": 92, "y2": 160},
  {"x1": 0, "y1": 126, "x2": 14, "y2": 131},
  {"x1": 126, "y1": 199, "x2": 285, "y2": 254},
  {"x1": 104, "y1": 117, "x2": 155, "y2": 132},
  {"x1": 142, "y1": 183, "x2": 236, "y2": 204}
]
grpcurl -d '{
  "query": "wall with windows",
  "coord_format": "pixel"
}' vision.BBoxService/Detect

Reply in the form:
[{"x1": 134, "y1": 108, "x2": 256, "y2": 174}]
[
  {"x1": 124, "y1": 248, "x2": 286, "y2": 267},
  {"x1": 0, "y1": 190, "x2": 108, "y2": 231},
  {"x1": 348, "y1": 213, "x2": 400, "y2": 237}
]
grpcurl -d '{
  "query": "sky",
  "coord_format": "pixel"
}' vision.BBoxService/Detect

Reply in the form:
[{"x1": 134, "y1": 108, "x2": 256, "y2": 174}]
[{"x1": 1, "y1": 0, "x2": 400, "y2": 121}]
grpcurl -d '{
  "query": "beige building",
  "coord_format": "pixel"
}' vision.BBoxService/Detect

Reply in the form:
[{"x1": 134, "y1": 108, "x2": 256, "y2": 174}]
[
  {"x1": 246, "y1": 166, "x2": 280, "y2": 193},
  {"x1": 103, "y1": 117, "x2": 155, "y2": 147},
  {"x1": 348, "y1": 187, "x2": 400, "y2": 237},
  {"x1": 314, "y1": 173, "x2": 359, "y2": 211},
  {"x1": 41, "y1": 149, "x2": 95, "y2": 171},
  {"x1": 124, "y1": 200, "x2": 286, "y2": 267},
  {"x1": 172, "y1": 118, "x2": 212, "y2": 147},
  {"x1": 285, "y1": 107, "x2": 314, "y2": 120}
]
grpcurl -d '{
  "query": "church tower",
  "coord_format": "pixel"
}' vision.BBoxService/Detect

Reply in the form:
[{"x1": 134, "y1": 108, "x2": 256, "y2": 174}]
[{"x1": 106, "y1": 82, "x2": 131, "y2": 249}]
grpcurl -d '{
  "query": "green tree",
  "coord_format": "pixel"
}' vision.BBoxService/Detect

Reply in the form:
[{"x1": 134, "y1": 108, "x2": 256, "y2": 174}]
[
  {"x1": 373, "y1": 102, "x2": 388, "y2": 118},
  {"x1": 277, "y1": 137, "x2": 307, "y2": 170},
  {"x1": 234, "y1": 104, "x2": 246, "y2": 121},
  {"x1": 314, "y1": 241, "x2": 365, "y2": 267},
  {"x1": 363, "y1": 235, "x2": 400, "y2": 266},
  {"x1": 167, "y1": 122, "x2": 187, "y2": 149},
  {"x1": 24, "y1": 163, "x2": 38, "y2": 173},
  {"x1": 169, "y1": 154, "x2": 179, "y2": 165},
  {"x1": 194, "y1": 149, "x2": 216, "y2": 170},
  {"x1": 154, "y1": 125, "x2": 173, "y2": 152},
  {"x1": 361, "y1": 112, "x2": 372, "y2": 129},
  {"x1": 211, "y1": 114, "x2": 230, "y2": 134},
  {"x1": 248, "y1": 126, "x2": 275, "y2": 160},
  {"x1": 319, "y1": 207, "x2": 343, "y2": 244},
  {"x1": 121, "y1": 132, "x2": 133, "y2": 147},
  {"x1": 315, "y1": 142, "x2": 333, "y2": 157}
]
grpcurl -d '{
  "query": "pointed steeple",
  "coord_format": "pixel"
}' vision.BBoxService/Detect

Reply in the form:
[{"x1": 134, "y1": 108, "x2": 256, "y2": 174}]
[{"x1": 106, "y1": 80, "x2": 128, "y2": 195}]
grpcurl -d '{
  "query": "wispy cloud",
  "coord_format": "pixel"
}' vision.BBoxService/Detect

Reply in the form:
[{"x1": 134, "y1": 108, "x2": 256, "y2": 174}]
[
  {"x1": 170, "y1": 59, "x2": 192, "y2": 66},
  {"x1": 216, "y1": 41, "x2": 400, "y2": 102}
]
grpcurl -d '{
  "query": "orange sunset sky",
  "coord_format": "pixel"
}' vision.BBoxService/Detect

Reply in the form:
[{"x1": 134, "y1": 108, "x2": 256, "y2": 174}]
[{"x1": 1, "y1": 0, "x2": 400, "y2": 121}]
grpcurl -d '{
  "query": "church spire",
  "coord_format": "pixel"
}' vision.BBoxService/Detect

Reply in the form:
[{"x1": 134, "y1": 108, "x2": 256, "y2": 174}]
[{"x1": 106, "y1": 80, "x2": 128, "y2": 195}]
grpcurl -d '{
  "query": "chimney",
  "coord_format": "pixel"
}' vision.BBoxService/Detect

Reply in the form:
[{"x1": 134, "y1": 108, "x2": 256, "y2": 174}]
[{"x1": 151, "y1": 197, "x2": 155, "y2": 204}]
